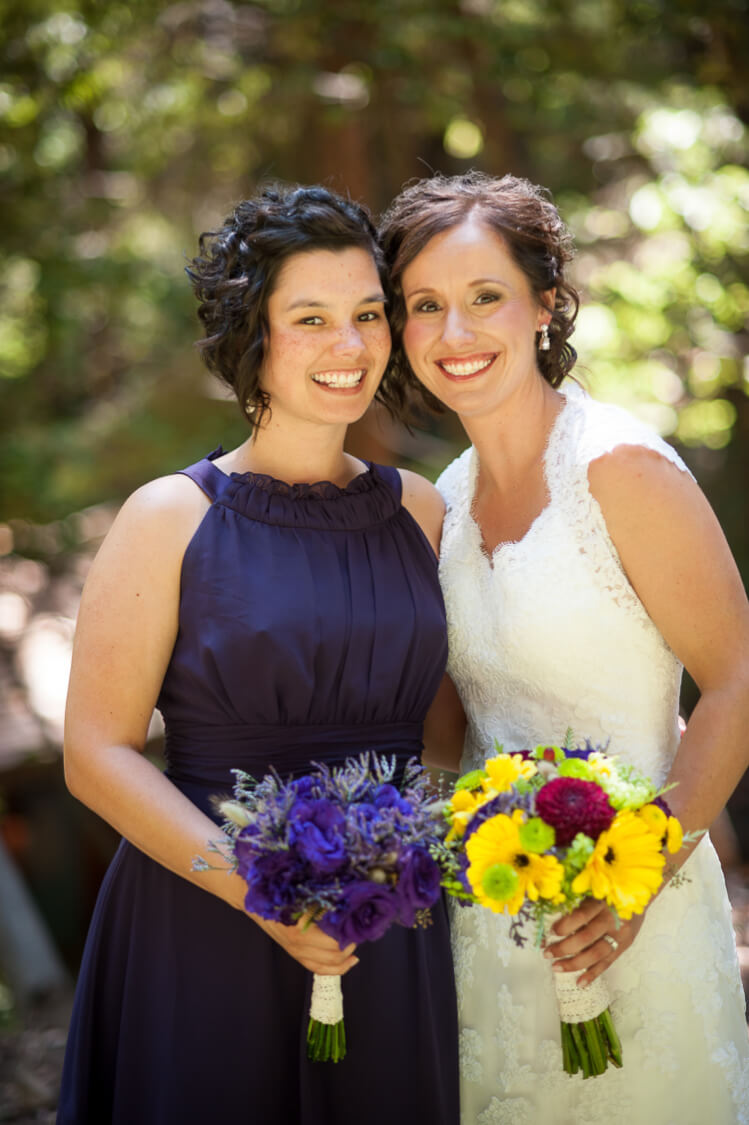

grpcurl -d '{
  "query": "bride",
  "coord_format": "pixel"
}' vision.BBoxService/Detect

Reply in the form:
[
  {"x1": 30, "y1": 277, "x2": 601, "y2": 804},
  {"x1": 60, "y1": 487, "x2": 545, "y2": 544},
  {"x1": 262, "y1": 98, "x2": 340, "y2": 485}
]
[{"x1": 380, "y1": 171, "x2": 749, "y2": 1124}]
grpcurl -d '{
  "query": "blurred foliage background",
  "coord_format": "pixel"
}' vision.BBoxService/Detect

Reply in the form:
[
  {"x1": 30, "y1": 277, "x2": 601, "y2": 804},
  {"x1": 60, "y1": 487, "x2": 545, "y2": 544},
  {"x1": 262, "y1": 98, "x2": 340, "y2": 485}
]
[{"x1": 1, "y1": 0, "x2": 747, "y2": 581}]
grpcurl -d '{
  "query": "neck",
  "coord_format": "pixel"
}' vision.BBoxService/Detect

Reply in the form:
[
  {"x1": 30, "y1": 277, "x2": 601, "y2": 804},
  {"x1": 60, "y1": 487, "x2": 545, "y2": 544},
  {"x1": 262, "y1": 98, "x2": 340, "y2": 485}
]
[
  {"x1": 460, "y1": 377, "x2": 563, "y2": 494},
  {"x1": 223, "y1": 416, "x2": 361, "y2": 487}
]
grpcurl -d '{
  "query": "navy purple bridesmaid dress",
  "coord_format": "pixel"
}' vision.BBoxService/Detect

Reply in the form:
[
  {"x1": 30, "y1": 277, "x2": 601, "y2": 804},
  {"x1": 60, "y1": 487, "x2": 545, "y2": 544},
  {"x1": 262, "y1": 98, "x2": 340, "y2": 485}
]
[{"x1": 57, "y1": 451, "x2": 459, "y2": 1125}]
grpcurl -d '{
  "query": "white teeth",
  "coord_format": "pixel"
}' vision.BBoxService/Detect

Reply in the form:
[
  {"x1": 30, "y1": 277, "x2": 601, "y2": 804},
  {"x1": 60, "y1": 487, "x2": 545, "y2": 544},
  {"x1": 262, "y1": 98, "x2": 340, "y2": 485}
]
[
  {"x1": 440, "y1": 357, "x2": 493, "y2": 376},
  {"x1": 311, "y1": 369, "x2": 365, "y2": 388}
]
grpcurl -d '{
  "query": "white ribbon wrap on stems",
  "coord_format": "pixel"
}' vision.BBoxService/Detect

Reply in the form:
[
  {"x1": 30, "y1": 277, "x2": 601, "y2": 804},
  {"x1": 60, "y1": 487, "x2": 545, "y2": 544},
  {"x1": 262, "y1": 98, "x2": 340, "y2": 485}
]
[
  {"x1": 545, "y1": 913, "x2": 611, "y2": 1023},
  {"x1": 310, "y1": 974, "x2": 344, "y2": 1025}
]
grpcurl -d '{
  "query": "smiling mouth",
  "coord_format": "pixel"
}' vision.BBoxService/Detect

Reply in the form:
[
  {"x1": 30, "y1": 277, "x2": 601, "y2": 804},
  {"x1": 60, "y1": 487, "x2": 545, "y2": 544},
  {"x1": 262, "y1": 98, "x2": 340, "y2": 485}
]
[
  {"x1": 437, "y1": 354, "x2": 496, "y2": 379},
  {"x1": 311, "y1": 368, "x2": 366, "y2": 389}
]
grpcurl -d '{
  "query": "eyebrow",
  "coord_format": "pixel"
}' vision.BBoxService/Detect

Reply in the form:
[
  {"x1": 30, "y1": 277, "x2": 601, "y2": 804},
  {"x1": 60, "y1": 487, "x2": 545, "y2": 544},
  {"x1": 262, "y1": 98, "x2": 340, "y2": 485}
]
[
  {"x1": 404, "y1": 277, "x2": 508, "y2": 299},
  {"x1": 285, "y1": 293, "x2": 387, "y2": 311}
]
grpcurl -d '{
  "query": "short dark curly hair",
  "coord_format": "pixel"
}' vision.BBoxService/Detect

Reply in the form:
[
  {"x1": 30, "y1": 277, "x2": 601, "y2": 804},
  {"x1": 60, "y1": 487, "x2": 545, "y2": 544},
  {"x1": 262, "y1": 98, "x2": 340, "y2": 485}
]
[
  {"x1": 379, "y1": 171, "x2": 580, "y2": 413},
  {"x1": 186, "y1": 183, "x2": 406, "y2": 428}
]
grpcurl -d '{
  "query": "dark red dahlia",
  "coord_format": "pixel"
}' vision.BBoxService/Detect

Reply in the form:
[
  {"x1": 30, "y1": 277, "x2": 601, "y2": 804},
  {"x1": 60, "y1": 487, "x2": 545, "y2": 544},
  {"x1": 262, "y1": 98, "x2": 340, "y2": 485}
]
[{"x1": 535, "y1": 778, "x2": 615, "y2": 846}]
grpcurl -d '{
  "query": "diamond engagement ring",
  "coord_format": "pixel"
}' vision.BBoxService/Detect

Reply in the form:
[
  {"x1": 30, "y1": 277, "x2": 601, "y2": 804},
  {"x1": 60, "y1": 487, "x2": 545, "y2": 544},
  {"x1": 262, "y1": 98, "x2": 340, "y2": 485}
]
[{"x1": 603, "y1": 934, "x2": 619, "y2": 952}]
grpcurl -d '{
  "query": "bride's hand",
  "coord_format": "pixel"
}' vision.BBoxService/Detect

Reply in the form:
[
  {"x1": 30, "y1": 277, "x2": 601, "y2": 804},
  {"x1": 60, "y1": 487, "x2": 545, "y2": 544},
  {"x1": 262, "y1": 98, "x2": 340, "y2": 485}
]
[
  {"x1": 543, "y1": 900, "x2": 645, "y2": 988},
  {"x1": 252, "y1": 913, "x2": 360, "y2": 976}
]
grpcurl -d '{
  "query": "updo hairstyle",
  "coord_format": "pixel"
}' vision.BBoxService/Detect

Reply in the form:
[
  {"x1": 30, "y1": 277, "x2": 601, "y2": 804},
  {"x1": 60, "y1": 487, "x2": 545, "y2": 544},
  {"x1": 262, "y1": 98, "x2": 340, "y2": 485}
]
[
  {"x1": 186, "y1": 184, "x2": 399, "y2": 428},
  {"x1": 379, "y1": 171, "x2": 580, "y2": 412}
]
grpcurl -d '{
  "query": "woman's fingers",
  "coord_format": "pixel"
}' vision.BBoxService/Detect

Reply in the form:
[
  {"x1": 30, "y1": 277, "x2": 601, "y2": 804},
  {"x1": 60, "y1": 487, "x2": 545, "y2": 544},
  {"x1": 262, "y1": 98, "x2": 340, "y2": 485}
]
[
  {"x1": 545, "y1": 911, "x2": 645, "y2": 987},
  {"x1": 261, "y1": 916, "x2": 360, "y2": 975}
]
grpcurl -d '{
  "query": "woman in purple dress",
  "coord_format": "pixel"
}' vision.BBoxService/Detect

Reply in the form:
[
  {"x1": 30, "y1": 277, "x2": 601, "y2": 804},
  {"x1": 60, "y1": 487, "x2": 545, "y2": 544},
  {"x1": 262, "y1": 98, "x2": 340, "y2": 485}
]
[{"x1": 57, "y1": 185, "x2": 459, "y2": 1124}]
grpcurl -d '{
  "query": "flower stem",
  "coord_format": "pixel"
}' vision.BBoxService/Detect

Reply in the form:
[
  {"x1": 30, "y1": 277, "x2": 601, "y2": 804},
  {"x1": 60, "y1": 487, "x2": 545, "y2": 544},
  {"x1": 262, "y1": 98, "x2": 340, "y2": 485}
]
[
  {"x1": 307, "y1": 1017, "x2": 346, "y2": 1063},
  {"x1": 599, "y1": 1007, "x2": 623, "y2": 1067}
]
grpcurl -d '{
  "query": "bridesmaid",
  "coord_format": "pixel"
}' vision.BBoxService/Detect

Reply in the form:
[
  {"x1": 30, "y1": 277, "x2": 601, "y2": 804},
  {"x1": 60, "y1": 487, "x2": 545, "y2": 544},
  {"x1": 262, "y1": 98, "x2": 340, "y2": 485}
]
[
  {"x1": 58, "y1": 184, "x2": 459, "y2": 1124},
  {"x1": 380, "y1": 171, "x2": 749, "y2": 1123}
]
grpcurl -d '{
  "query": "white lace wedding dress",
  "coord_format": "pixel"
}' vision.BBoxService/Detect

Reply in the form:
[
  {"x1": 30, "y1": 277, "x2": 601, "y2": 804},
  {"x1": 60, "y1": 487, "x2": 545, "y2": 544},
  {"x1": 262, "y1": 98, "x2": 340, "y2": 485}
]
[{"x1": 437, "y1": 382, "x2": 749, "y2": 1125}]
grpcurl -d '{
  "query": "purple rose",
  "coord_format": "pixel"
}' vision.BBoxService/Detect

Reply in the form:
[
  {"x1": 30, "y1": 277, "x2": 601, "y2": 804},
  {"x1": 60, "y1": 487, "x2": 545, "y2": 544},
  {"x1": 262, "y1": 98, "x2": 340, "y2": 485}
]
[
  {"x1": 241, "y1": 850, "x2": 301, "y2": 924},
  {"x1": 319, "y1": 881, "x2": 398, "y2": 945},
  {"x1": 288, "y1": 799, "x2": 348, "y2": 874},
  {"x1": 396, "y1": 845, "x2": 442, "y2": 925}
]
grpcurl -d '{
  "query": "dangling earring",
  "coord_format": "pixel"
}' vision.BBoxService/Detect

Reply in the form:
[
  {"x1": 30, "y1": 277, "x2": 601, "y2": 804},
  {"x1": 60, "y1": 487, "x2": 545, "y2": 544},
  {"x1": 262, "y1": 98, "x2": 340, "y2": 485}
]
[
  {"x1": 245, "y1": 397, "x2": 257, "y2": 416},
  {"x1": 538, "y1": 323, "x2": 551, "y2": 352}
]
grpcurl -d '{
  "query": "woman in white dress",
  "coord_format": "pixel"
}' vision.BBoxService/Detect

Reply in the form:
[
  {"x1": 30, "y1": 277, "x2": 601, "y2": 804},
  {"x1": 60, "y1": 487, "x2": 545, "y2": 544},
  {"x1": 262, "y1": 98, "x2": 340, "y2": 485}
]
[{"x1": 380, "y1": 172, "x2": 749, "y2": 1124}]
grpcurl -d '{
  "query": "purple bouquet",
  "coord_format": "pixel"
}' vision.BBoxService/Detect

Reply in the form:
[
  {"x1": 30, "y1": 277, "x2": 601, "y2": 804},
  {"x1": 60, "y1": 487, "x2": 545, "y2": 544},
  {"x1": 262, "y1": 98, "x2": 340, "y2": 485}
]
[{"x1": 196, "y1": 754, "x2": 450, "y2": 1062}]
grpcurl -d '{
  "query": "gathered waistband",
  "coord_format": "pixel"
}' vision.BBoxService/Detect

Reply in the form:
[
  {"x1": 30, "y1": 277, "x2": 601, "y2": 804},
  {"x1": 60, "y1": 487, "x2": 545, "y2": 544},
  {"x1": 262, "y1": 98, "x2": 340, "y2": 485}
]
[{"x1": 163, "y1": 719, "x2": 424, "y2": 789}]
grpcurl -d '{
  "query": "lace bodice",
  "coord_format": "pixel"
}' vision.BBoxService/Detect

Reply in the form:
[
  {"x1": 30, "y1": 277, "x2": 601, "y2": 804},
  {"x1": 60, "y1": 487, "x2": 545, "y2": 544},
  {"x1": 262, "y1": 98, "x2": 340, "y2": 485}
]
[{"x1": 438, "y1": 382, "x2": 691, "y2": 781}]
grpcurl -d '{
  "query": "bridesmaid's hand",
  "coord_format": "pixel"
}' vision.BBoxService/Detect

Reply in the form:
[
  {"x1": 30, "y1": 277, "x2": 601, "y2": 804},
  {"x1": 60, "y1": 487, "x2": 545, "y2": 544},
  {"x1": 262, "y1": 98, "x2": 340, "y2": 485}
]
[
  {"x1": 543, "y1": 900, "x2": 646, "y2": 988},
  {"x1": 254, "y1": 914, "x2": 359, "y2": 976}
]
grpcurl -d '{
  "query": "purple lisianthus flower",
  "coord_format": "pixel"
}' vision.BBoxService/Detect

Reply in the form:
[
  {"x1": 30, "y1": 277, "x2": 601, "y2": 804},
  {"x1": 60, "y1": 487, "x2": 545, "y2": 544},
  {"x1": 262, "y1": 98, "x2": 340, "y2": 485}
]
[
  {"x1": 292, "y1": 776, "x2": 320, "y2": 800},
  {"x1": 319, "y1": 881, "x2": 398, "y2": 945},
  {"x1": 234, "y1": 825, "x2": 264, "y2": 881},
  {"x1": 242, "y1": 851, "x2": 301, "y2": 924},
  {"x1": 463, "y1": 790, "x2": 536, "y2": 845},
  {"x1": 289, "y1": 799, "x2": 348, "y2": 874},
  {"x1": 373, "y1": 784, "x2": 413, "y2": 816},
  {"x1": 396, "y1": 845, "x2": 442, "y2": 925}
]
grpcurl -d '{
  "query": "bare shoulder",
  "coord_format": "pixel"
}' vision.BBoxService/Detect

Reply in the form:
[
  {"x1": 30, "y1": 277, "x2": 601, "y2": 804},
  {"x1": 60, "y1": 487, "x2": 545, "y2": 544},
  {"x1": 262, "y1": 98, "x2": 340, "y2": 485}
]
[
  {"x1": 86, "y1": 472, "x2": 212, "y2": 592},
  {"x1": 587, "y1": 442, "x2": 703, "y2": 526},
  {"x1": 397, "y1": 469, "x2": 446, "y2": 557}
]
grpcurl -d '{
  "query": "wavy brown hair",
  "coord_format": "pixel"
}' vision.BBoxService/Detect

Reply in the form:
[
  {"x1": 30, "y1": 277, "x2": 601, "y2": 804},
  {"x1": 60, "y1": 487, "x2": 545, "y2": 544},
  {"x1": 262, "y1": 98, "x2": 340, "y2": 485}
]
[
  {"x1": 379, "y1": 171, "x2": 580, "y2": 413},
  {"x1": 186, "y1": 183, "x2": 406, "y2": 429}
]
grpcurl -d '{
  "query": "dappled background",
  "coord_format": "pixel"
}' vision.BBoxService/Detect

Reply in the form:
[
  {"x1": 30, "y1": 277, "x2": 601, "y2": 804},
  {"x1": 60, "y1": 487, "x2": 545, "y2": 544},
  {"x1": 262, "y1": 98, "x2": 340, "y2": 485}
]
[{"x1": 1, "y1": 1, "x2": 748, "y2": 1117}]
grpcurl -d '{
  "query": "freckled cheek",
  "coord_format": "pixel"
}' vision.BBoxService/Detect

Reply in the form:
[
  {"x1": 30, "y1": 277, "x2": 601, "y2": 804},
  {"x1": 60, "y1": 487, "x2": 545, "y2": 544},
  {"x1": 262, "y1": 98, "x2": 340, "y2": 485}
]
[
  {"x1": 262, "y1": 330, "x2": 318, "y2": 387},
  {"x1": 369, "y1": 323, "x2": 392, "y2": 367}
]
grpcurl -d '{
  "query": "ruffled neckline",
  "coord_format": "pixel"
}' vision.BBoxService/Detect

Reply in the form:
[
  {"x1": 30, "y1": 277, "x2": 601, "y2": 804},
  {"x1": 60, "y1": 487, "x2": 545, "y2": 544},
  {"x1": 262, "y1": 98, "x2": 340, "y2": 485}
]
[
  {"x1": 196, "y1": 449, "x2": 401, "y2": 531},
  {"x1": 226, "y1": 462, "x2": 377, "y2": 501}
]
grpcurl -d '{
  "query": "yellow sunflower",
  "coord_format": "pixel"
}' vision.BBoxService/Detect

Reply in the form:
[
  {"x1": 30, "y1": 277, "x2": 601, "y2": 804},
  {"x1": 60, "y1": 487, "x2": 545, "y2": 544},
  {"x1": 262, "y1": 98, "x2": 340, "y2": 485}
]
[
  {"x1": 572, "y1": 809, "x2": 666, "y2": 919},
  {"x1": 482, "y1": 754, "x2": 537, "y2": 794},
  {"x1": 466, "y1": 809, "x2": 565, "y2": 914}
]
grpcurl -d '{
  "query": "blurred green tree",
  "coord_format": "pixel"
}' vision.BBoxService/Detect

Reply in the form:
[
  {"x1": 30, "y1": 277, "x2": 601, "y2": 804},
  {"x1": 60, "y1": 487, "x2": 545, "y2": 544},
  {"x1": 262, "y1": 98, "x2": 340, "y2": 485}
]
[{"x1": 0, "y1": 0, "x2": 746, "y2": 592}]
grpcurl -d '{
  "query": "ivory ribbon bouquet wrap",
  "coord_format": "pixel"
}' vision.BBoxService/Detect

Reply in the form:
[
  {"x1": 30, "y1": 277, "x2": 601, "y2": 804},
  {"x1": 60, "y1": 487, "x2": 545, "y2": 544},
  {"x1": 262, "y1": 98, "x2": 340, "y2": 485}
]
[
  {"x1": 443, "y1": 737, "x2": 695, "y2": 1079},
  {"x1": 195, "y1": 754, "x2": 454, "y2": 1062}
]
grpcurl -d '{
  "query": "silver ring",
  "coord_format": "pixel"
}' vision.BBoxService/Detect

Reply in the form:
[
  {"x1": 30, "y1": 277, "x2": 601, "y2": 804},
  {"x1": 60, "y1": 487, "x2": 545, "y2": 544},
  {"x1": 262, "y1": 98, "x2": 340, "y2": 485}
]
[{"x1": 603, "y1": 934, "x2": 619, "y2": 953}]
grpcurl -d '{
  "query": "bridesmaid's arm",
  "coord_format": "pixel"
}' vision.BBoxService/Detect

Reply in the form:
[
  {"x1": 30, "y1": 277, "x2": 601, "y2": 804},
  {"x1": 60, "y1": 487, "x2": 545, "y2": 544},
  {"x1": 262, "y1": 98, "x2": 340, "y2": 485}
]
[
  {"x1": 64, "y1": 476, "x2": 357, "y2": 976},
  {"x1": 547, "y1": 445, "x2": 749, "y2": 984},
  {"x1": 397, "y1": 467, "x2": 445, "y2": 558},
  {"x1": 397, "y1": 470, "x2": 466, "y2": 771}
]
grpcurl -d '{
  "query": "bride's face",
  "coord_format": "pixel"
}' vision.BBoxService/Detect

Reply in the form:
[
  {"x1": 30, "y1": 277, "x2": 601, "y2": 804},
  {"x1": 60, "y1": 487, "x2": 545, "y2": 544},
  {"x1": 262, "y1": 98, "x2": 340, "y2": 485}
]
[{"x1": 400, "y1": 214, "x2": 552, "y2": 418}]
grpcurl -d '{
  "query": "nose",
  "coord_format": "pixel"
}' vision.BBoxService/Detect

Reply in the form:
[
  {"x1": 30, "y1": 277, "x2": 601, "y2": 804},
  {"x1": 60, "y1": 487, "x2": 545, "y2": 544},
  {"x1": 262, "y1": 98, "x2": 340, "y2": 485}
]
[
  {"x1": 332, "y1": 322, "x2": 365, "y2": 355},
  {"x1": 441, "y1": 306, "x2": 475, "y2": 348}
]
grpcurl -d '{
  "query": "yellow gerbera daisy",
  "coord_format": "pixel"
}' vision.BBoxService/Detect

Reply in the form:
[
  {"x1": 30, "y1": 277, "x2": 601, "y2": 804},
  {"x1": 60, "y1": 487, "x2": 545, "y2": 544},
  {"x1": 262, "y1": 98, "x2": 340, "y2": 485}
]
[
  {"x1": 446, "y1": 787, "x2": 496, "y2": 841},
  {"x1": 637, "y1": 803, "x2": 684, "y2": 855},
  {"x1": 572, "y1": 809, "x2": 665, "y2": 919},
  {"x1": 482, "y1": 754, "x2": 537, "y2": 794},
  {"x1": 466, "y1": 809, "x2": 565, "y2": 914},
  {"x1": 664, "y1": 816, "x2": 683, "y2": 854}
]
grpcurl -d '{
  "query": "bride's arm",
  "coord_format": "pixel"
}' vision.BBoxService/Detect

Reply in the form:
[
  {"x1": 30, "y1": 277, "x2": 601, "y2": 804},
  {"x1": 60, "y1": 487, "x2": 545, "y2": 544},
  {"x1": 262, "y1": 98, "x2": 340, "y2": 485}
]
[
  {"x1": 422, "y1": 674, "x2": 466, "y2": 773},
  {"x1": 64, "y1": 475, "x2": 357, "y2": 976},
  {"x1": 546, "y1": 444, "x2": 749, "y2": 984}
]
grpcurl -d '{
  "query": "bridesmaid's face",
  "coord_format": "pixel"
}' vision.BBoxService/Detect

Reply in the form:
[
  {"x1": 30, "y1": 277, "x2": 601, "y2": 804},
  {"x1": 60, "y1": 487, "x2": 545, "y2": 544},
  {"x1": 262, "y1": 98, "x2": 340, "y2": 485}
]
[
  {"x1": 400, "y1": 214, "x2": 552, "y2": 419},
  {"x1": 261, "y1": 247, "x2": 391, "y2": 429}
]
